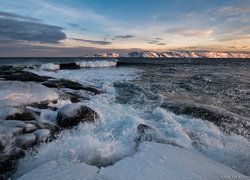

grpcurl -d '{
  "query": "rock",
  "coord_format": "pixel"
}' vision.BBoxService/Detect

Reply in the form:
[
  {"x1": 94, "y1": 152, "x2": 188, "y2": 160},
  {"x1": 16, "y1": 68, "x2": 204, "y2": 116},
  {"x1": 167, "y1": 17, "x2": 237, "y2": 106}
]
[
  {"x1": 34, "y1": 129, "x2": 51, "y2": 142},
  {"x1": 59, "y1": 62, "x2": 80, "y2": 69},
  {"x1": 27, "y1": 120, "x2": 57, "y2": 133},
  {"x1": 4, "y1": 107, "x2": 36, "y2": 120},
  {"x1": 137, "y1": 124, "x2": 153, "y2": 134},
  {"x1": 57, "y1": 104, "x2": 98, "y2": 128},
  {"x1": 135, "y1": 124, "x2": 182, "y2": 148},
  {"x1": 0, "y1": 134, "x2": 12, "y2": 150},
  {"x1": 24, "y1": 124, "x2": 38, "y2": 133},
  {"x1": 0, "y1": 148, "x2": 25, "y2": 178},
  {"x1": 0, "y1": 126, "x2": 23, "y2": 136},
  {"x1": 0, "y1": 70, "x2": 51, "y2": 82},
  {"x1": 161, "y1": 101, "x2": 250, "y2": 139},
  {"x1": 43, "y1": 79, "x2": 102, "y2": 94},
  {"x1": 0, "y1": 120, "x2": 26, "y2": 128},
  {"x1": 15, "y1": 134, "x2": 36, "y2": 148}
]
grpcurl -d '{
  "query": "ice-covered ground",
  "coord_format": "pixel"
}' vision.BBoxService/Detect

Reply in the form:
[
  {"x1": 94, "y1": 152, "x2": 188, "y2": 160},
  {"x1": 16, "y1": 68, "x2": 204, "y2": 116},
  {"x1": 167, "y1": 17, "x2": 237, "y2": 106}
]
[
  {"x1": 18, "y1": 142, "x2": 243, "y2": 180},
  {"x1": 9, "y1": 66, "x2": 250, "y2": 179}
]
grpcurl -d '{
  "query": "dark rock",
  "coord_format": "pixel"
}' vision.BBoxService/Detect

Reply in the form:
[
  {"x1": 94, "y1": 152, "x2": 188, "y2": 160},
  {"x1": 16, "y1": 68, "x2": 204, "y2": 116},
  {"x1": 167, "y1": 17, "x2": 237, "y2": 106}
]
[
  {"x1": 43, "y1": 79, "x2": 102, "y2": 94},
  {"x1": 59, "y1": 62, "x2": 80, "y2": 69},
  {"x1": 15, "y1": 133, "x2": 36, "y2": 148},
  {"x1": 0, "y1": 70, "x2": 51, "y2": 82},
  {"x1": 6, "y1": 108, "x2": 35, "y2": 121},
  {"x1": 137, "y1": 124, "x2": 153, "y2": 135},
  {"x1": 57, "y1": 104, "x2": 98, "y2": 128},
  {"x1": 0, "y1": 134, "x2": 11, "y2": 150},
  {"x1": 0, "y1": 148, "x2": 25, "y2": 178},
  {"x1": 135, "y1": 124, "x2": 183, "y2": 148},
  {"x1": 161, "y1": 101, "x2": 250, "y2": 139},
  {"x1": 26, "y1": 120, "x2": 58, "y2": 133}
]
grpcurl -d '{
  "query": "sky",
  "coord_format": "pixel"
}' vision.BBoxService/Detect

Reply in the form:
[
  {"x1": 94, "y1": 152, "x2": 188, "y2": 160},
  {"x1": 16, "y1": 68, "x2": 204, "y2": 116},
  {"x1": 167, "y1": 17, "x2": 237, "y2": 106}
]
[{"x1": 0, "y1": 0, "x2": 249, "y2": 57}]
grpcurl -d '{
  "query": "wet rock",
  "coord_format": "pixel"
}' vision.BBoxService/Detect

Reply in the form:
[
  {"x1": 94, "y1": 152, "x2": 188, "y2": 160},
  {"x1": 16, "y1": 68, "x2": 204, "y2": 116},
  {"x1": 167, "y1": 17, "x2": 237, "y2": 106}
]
[
  {"x1": 0, "y1": 70, "x2": 51, "y2": 82},
  {"x1": 137, "y1": 124, "x2": 153, "y2": 134},
  {"x1": 24, "y1": 124, "x2": 38, "y2": 133},
  {"x1": 0, "y1": 134, "x2": 12, "y2": 150},
  {"x1": 161, "y1": 101, "x2": 250, "y2": 139},
  {"x1": 34, "y1": 129, "x2": 51, "y2": 142},
  {"x1": 6, "y1": 109, "x2": 35, "y2": 121},
  {"x1": 57, "y1": 104, "x2": 98, "y2": 128},
  {"x1": 0, "y1": 126, "x2": 23, "y2": 136},
  {"x1": 43, "y1": 79, "x2": 102, "y2": 94},
  {"x1": 59, "y1": 62, "x2": 80, "y2": 69},
  {"x1": 0, "y1": 148, "x2": 25, "y2": 178},
  {"x1": 27, "y1": 120, "x2": 58, "y2": 134},
  {"x1": 136, "y1": 124, "x2": 183, "y2": 148},
  {"x1": 15, "y1": 133, "x2": 36, "y2": 148},
  {"x1": 0, "y1": 120, "x2": 26, "y2": 128}
]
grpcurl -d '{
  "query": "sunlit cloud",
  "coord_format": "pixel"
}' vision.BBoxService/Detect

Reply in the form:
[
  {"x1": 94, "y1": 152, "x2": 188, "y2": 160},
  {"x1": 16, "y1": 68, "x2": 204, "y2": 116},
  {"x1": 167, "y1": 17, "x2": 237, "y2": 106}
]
[{"x1": 167, "y1": 27, "x2": 214, "y2": 37}]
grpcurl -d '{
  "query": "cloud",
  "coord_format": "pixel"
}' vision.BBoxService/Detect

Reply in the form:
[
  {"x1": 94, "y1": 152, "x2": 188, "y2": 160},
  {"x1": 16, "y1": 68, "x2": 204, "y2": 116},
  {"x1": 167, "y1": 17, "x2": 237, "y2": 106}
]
[
  {"x1": 217, "y1": 6, "x2": 250, "y2": 16},
  {"x1": 0, "y1": 40, "x2": 129, "y2": 57},
  {"x1": 70, "y1": 38, "x2": 112, "y2": 45},
  {"x1": 155, "y1": 37, "x2": 163, "y2": 40},
  {"x1": 0, "y1": 11, "x2": 40, "y2": 21},
  {"x1": 167, "y1": 27, "x2": 213, "y2": 37},
  {"x1": 68, "y1": 23, "x2": 87, "y2": 31},
  {"x1": 218, "y1": 35, "x2": 250, "y2": 42},
  {"x1": 114, "y1": 35, "x2": 134, "y2": 39},
  {"x1": 0, "y1": 11, "x2": 66, "y2": 43}
]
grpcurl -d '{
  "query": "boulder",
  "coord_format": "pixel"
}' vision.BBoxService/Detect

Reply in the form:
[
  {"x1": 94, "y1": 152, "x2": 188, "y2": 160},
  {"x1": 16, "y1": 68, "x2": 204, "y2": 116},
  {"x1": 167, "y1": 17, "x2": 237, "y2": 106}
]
[
  {"x1": 33, "y1": 129, "x2": 51, "y2": 142},
  {"x1": 0, "y1": 134, "x2": 12, "y2": 150},
  {"x1": 15, "y1": 134, "x2": 36, "y2": 148},
  {"x1": 0, "y1": 107, "x2": 35, "y2": 120},
  {"x1": 57, "y1": 104, "x2": 98, "y2": 128},
  {"x1": 59, "y1": 62, "x2": 80, "y2": 69},
  {"x1": 0, "y1": 70, "x2": 51, "y2": 82},
  {"x1": 24, "y1": 124, "x2": 38, "y2": 133}
]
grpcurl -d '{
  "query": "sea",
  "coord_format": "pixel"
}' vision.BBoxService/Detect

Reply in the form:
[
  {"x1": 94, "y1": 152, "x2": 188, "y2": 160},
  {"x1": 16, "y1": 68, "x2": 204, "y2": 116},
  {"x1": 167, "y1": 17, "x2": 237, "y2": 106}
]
[{"x1": 0, "y1": 57, "x2": 250, "y2": 177}]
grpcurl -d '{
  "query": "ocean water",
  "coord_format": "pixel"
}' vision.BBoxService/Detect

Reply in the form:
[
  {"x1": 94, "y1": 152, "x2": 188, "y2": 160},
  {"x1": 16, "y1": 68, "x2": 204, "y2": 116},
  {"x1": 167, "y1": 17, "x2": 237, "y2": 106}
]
[{"x1": 1, "y1": 58, "x2": 249, "y2": 177}]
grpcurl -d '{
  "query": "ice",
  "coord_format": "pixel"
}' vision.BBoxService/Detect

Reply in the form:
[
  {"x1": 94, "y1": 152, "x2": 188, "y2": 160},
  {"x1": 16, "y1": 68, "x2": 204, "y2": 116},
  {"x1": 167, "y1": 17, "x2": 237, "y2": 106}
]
[
  {"x1": 18, "y1": 159, "x2": 98, "y2": 180},
  {"x1": 0, "y1": 81, "x2": 59, "y2": 105},
  {"x1": 17, "y1": 142, "x2": 243, "y2": 180}
]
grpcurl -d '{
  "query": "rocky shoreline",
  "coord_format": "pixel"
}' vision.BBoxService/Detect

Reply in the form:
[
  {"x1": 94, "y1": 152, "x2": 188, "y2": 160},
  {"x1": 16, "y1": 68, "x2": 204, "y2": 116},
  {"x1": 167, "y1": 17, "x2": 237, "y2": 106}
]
[{"x1": 0, "y1": 66, "x2": 101, "y2": 179}]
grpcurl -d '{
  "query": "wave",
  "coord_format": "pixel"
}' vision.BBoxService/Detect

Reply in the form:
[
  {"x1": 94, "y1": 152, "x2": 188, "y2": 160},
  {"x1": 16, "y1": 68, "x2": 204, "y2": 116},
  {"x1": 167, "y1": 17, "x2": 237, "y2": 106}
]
[
  {"x1": 76, "y1": 60, "x2": 117, "y2": 68},
  {"x1": 39, "y1": 60, "x2": 117, "y2": 71}
]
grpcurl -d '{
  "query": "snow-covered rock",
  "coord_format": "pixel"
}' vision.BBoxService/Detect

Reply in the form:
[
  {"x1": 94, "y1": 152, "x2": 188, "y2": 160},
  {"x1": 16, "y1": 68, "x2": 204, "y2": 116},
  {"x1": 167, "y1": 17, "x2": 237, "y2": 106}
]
[
  {"x1": 57, "y1": 104, "x2": 98, "y2": 128},
  {"x1": 0, "y1": 81, "x2": 59, "y2": 105},
  {"x1": 16, "y1": 142, "x2": 243, "y2": 180}
]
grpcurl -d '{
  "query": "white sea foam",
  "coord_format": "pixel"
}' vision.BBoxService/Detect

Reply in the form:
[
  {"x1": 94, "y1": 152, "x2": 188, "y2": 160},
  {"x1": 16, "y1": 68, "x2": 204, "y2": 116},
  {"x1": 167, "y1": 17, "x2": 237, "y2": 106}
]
[
  {"x1": 76, "y1": 60, "x2": 117, "y2": 68},
  {"x1": 40, "y1": 63, "x2": 60, "y2": 71}
]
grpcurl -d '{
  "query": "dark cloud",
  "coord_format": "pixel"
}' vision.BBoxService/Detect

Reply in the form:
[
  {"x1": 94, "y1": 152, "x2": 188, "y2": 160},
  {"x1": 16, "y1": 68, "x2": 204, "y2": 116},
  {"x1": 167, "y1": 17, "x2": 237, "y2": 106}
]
[
  {"x1": 0, "y1": 11, "x2": 39, "y2": 21},
  {"x1": 0, "y1": 11, "x2": 66, "y2": 43},
  {"x1": 148, "y1": 40, "x2": 165, "y2": 46},
  {"x1": 114, "y1": 35, "x2": 134, "y2": 39},
  {"x1": 155, "y1": 37, "x2": 163, "y2": 40},
  {"x1": 68, "y1": 23, "x2": 87, "y2": 31},
  {"x1": 0, "y1": 40, "x2": 128, "y2": 57},
  {"x1": 71, "y1": 38, "x2": 112, "y2": 45}
]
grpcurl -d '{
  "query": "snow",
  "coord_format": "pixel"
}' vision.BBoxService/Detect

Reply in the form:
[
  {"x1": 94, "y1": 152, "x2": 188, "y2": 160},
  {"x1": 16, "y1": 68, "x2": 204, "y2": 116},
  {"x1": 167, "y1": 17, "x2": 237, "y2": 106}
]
[
  {"x1": 0, "y1": 81, "x2": 59, "y2": 105},
  {"x1": 126, "y1": 51, "x2": 250, "y2": 58},
  {"x1": 18, "y1": 159, "x2": 99, "y2": 180},
  {"x1": 17, "y1": 142, "x2": 243, "y2": 180}
]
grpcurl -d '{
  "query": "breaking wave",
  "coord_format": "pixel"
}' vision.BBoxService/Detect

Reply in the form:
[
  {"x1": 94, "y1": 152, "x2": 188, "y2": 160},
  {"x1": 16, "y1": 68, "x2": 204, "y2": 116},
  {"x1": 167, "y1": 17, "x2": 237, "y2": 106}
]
[{"x1": 39, "y1": 60, "x2": 117, "y2": 71}]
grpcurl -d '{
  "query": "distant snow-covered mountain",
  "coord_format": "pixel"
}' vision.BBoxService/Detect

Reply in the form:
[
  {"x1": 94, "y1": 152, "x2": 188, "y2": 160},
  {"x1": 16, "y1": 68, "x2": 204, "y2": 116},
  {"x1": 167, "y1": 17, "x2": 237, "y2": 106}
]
[{"x1": 126, "y1": 51, "x2": 250, "y2": 58}]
